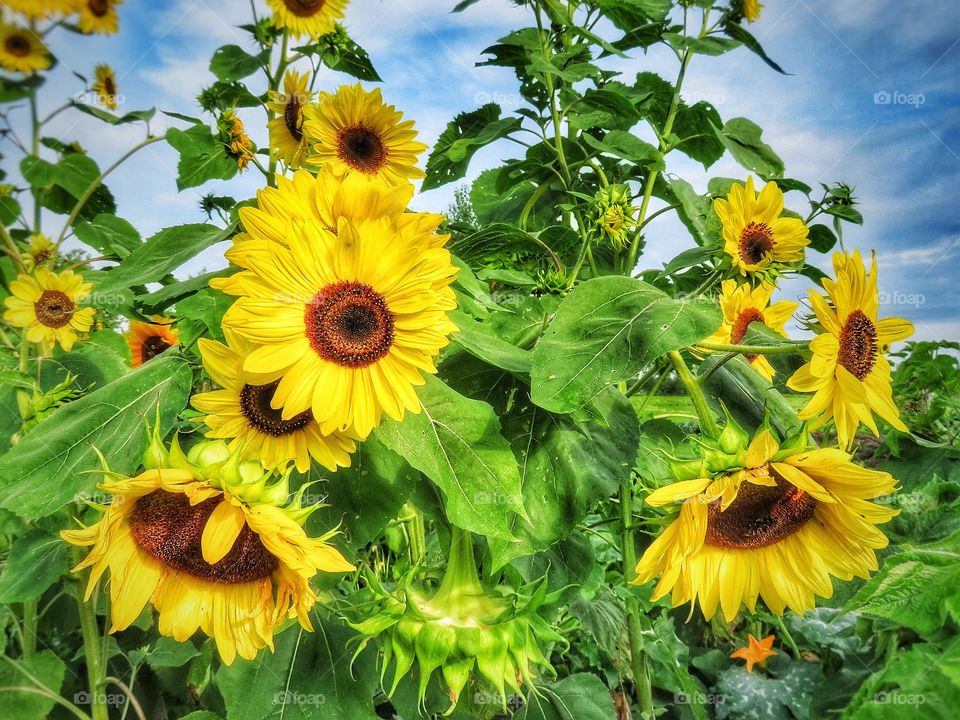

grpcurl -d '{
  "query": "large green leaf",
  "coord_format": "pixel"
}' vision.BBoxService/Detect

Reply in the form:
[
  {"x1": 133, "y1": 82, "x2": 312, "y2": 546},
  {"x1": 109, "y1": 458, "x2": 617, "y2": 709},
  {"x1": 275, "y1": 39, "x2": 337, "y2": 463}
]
[
  {"x1": 166, "y1": 124, "x2": 238, "y2": 190},
  {"x1": 518, "y1": 673, "x2": 617, "y2": 719},
  {"x1": 0, "y1": 650, "x2": 66, "y2": 720},
  {"x1": 490, "y1": 387, "x2": 639, "y2": 566},
  {"x1": 73, "y1": 213, "x2": 141, "y2": 257},
  {"x1": 530, "y1": 276, "x2": 720, "y2": 413},
  {"x1": 716, "y1": 117, "x2": 784, "y2": 176},
  {"x1": 216, "y1": 618, "x2": 379, "y2": 720},
  {"x1": 847, "y1": 530, "x2": 960, "y2": 637},
  {"x1": 373, "y1": 375, "x2": 525, "y2": 540},
  {"x1": 0, "y1": 353, "x2": 192, "y2": 518},
  {"x1": 0, "y1": 529, "x2": 70, "y2": 602},
  {"x1": 210, "y1": 44, "x2": 269, "y2": 82}
]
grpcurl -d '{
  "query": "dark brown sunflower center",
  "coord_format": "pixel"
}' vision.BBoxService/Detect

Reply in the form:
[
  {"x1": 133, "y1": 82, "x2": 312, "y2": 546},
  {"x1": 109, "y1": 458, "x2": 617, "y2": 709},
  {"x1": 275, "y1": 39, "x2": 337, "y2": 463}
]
[
  {"x1": 5, "y1": 34, "x2": 31, "y2": 58},
  {"x1": 336, "y1": 125, "x2": 387, "y2": 174},
  {"x1": 705, "y1": 470, "x2": 816, "y2": 549},
  {"x1": 129, "y1": 491, "x2": 278, "y2": 584},
  {"x1": 283, "y1": 0, "x2": 326, "y2": 17},
  {"x1": 838, "y1": 309, "x2": 878, "y2": 380},
  {"x1": 33, "y1": 249, "x2": 50, "y2": 265},
  {"x1": 731, "y1": 307, "x2": 765, "y2": 362},
  {"x1": 103, "y1": 76, "x2": 116, "y2": 96},
  {"x1": 739, "y1": 222, "x2": 774, "y2": 265},
  {"x1": 88, "y1": 0, "x2": 109, "y2": 17},
  {"x1": 141, "y1": 334, "x2": 171, "y2": 362},
  {"x1": 239, "y1": 380, "x2": 313, "y2": 437},
  {"x1": 34, "y1": 290, "x2": 75, "y2": 329},
  {"x1": 305, "y1": 281, "x2": 394, "y2": 367},
  {"x1": 284, "y1": 94, "x2": 303, "y2": 142}
]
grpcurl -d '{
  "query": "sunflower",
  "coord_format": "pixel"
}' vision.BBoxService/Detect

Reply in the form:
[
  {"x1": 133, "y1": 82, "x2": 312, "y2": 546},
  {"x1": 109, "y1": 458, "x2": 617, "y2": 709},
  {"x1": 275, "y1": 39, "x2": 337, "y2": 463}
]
[
  {"x1": 126, "y1": 316, "x2": 179, "y2": 368},
  {"x1": 267, "y1": 0, "x2": 348, "y2": 39},
  {"x1": 787, "y1": 250, "x2": 913, "y2": 449},
  {"x1": 303, "y1": 84, "x2": 428, "y2": 186},
  {"x1": 21, "y1": 233, "x2": 56, "y2": 272},
  {"x1": 702, "y1": 279, "x2": 798, "y2": 381},
  {"x1": 715, "y1": 177, "x2": 809, "y2": 277},
  {"x1": 92, "y1": 63, "x2": 119, "y2": 110},
  {"x1": 221, "y1": 110, "x2": 254, "y2": 173},
  {"x1": 267, "y1": 69, "x2": 314, "y2": 168},
  {"x1": 634, "y1": 427, "x2": 897, "y2": 621},
  {"x1": 742, "y1": 0, "x2": 763, "y2": 23},
  {"x1": 3, "y1": 0, "x2": 75, "y2": 20},
  {"x1": 215, "y1": 167, "x2": 445, "y2": 294},
  {"x1": 76, "y1": 0, "x2": 122, "y2": 35},
  {"x1": 62, "y1": 430, "x2": 354, "y2": 665},
  {"x1": 192, "y1": 328, "x2": 357, "y2": 473},
  {"x1": 3, "y1": 268, "x2": 95, "y2": 352},
  {"x1": 214, "y1": 216, "x2": 458, "y2": 439},
  {"x1": 0, "y1": 24, "x2": 51, "y2": 74}
]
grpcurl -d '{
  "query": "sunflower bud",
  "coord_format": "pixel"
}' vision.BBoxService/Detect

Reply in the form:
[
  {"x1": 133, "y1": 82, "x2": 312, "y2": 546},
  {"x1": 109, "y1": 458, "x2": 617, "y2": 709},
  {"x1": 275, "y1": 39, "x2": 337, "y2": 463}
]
[{"x1": 593, "y1": 184, "x2": 636, "y2": 252}]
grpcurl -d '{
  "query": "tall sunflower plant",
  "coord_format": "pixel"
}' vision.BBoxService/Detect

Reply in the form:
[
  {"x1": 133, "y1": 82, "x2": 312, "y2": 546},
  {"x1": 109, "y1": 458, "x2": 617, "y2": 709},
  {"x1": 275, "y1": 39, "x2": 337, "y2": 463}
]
[{"x1": 0, "y1": 1, "x2": 952, "y2": 719}]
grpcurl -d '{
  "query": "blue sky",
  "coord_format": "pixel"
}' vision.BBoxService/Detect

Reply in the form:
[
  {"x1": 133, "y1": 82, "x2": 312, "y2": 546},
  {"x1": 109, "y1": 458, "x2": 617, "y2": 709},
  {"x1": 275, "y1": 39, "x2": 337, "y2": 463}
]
[{"x1": 9, "y1": 0, "x2": 960, "y2": 342}]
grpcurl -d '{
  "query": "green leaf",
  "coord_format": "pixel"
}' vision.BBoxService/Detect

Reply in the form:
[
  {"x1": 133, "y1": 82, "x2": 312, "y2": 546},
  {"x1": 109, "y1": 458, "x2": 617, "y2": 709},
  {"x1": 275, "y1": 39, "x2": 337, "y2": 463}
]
[
  {"x1": 175, "y1": 286, "x2": 235, "y2": 344},
  {"x1": 724, "y1": 22, "x2": 788, "y2": 74},
  {"x1": 0, "y1": 74, "x2": 43, "y2": 103},
  {"x1": 71, "y1": 102, "x2": 156, "y2": 125},
  {"x1": 423, "y1": 104, "x2": 522, "y2": 191},
  {"x1": 847, "y1": 530, "x2": 960, "y2": 636},
  {"x1": 807, "y1": 223, "x2": 838, "y2": 253},
  {"x1": 146, "y1": 636, "x2": 202, "y2": 669},
  {"x1": 139, "y1": 269, "x2": 235, "y2": 313},
  {"x1": 0, "y1": 195, "x2": 21, "y2": 225},
  {"x1": 373, "y1": 375, "x2": 525, "y2": 540},
  {"x1": 823, "y1": 203, "x2": 864, "y2": 225},
  {"x1": 0, "y1": 353, "x2": 192, "y2": 518},
  {"x1": 216, "y1": 619, "x2": 380, "y2": 720},
  {"x1": 583, "y1": 130, "x2": 662, "y2": 168},
  {"x1": 716, "y1": 659, "x2": 822, "y2": 720},
  {"x1": 671, "y1": 101, "x2": 725, "y2": 168},
  {"x1": 297, "y1": 32, "x2": 381, "y2": 82},
  {"x1": 48, "y1": 330, "x2": 130, "y2": 387},
  {"x1": 449, "y1": 309, "x2": 533, "y2": 374},
  {"x1": 490, "y1": 387, "x2": 639, "y2": 566},
  {"x1": 166, "y1": 124, "x2": 237, "y2": 190},
  {"x1": 73, "y1": 213, "x2": 141, "y2": 257},
  {"x1": 0, "y1": 650, "x2": 66, "y2": 720},
  {"x1": 530, "y1": 276, "x2": 720, "y2": 413},
  {"x1": 716, "y1": 117, "x2": 785, "y2": 176},
  {"x1": 210, "y1": 44, "x2": 268, "y2": 82},
  {"x1": 0, "y1": 529, "x2": 70, "y2": 602},
  {"x1": 89, "y1": 223, "x2": 233, "y2": 300},
  {"x1": 666, "y1": 176, "x2": 720, "y2": 246},
  {"x1": 567, "y1": 88, "x2": 640, "y2": 130},
  {"x1": 518, "y1": 673, "x2": 616, "y2": 720}
]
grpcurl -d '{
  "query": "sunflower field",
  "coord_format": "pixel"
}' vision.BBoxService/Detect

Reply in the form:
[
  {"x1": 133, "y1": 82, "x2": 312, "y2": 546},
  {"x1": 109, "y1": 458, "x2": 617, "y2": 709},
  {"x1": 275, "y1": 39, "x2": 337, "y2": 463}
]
[{"x1": 0, "y1": 1, "x2": 958, "y2": 719}]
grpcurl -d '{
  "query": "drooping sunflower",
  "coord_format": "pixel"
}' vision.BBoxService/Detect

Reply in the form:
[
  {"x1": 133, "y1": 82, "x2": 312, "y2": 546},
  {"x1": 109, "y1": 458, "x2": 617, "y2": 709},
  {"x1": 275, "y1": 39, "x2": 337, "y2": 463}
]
[
  {"x1": 192, "y1": 328, "x2": 357, "y2": 473},
  {"x1": 214, "y1": 217, "x2": 458, "y2": 439},
  {"x1": 715, "y1": 177, "x2": 809, "y2": 277},
  {"x1": 742, "y1": 0, "x2": 763, "y2": 23},
  {"x1": 220, "y1": 110, "x2": 254, "y2": 173},
  {"x1": 126, "y1": 316, "x2": 179, "y2": 368},
  {"x1": 3, "y1": 0, "x2": 75, "y2": 20},
  {"x1": 787, "y1": 250, "x2": 913, "y2": 449},
  {"x1": 303, "y1": 84, "x2": 428, "y2": 186},
  {"x1": 267, "y1": 0, "x2": 347, "y2": 39},
  {"x1": 62, "y1": 430, "x2": 354, "y2": 665},
  {"x1": 0, "y1": 24, "x2": 51, "y2": 74},
  {"x1": 215, "y1": 167, "x2": 445, "y2": 295},
  {"x1": 3, "y1": 268, "x2": 96, "y2": 352},
  {"x1": 634, "y1": 427, "x2": 897, "y2": 621},
  {"x1": 21, "y1": 233, "x2": 56, "y2": 271},
  {"x1": 92, "y1": 64, "x2": 119, "y2": 110},
  {"x1": 76, "y1": 0, "x2": 122, "y2": 35},
  {"x1": 702, "y1": 279, "x2": 798, "y2": 381},
  {"x1": 267, "y1": 69, "x2": 314, "y2": 168}
]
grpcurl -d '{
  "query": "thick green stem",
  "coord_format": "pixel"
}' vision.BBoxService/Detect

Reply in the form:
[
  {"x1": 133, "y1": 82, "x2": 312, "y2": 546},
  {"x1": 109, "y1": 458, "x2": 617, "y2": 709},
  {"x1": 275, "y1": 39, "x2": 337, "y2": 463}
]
[
  {"x1": 433, "y1": 526, "x2": 483, "y2": 606},
  {"x1": 668, "y1": 350, "x2": 719, "y2": 438},
  {"x1": 696, "y1": 341, "x2": 809, "y2": 355},
  {"x1": 21, "y1": 600, "x2": 37, "y2": 660},
  {"x1": 74, "y1": 552, "x2": 108, "y2": 720},
  {"x1": 620, "y1": 480, "x2": 654, "y2": 719}
]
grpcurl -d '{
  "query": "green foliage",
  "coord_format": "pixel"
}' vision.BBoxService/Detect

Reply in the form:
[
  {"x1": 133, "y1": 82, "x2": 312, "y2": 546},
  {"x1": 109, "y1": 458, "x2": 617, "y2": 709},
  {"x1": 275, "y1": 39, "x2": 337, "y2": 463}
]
[{"x1": 167, "y1": 123, "x2": 239, "y2": 190}]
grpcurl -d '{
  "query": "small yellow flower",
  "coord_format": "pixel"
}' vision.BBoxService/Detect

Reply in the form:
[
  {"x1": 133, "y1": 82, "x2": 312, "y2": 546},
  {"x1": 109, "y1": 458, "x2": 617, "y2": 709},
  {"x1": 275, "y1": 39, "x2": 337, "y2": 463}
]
[
  {"x1": 21, "y1": 233, "x2": 56, "y2": 272},
  {"x1": 787, "y1": 250, "x2": 914, "y2": 449},
  {"x1": 703, "y1": 280, "x2": 798, "y2": 381},
  {"x1": 3, "y1": 268, "x2": 96, "y2": 352},
  {"x1": 731, "y1": 634, "x2": 777, "y2": 672},
  {"x1": 742, "y1": 0, "x2": 763, "y2": 24},
  {"x1": 0, "y1": 24, "x2": 51, "y2": 74},
  {"x1": 223, "y1": 111, "x2": 254, "y2": 173},
  {"x1": 92, "y1": 64, "x2": 119, "y2": 111},
  {"x1": 715, "y1": 177, "x2": 809, "y2": 277},
  {"x1": 77, "y1": 0, "x2": 122, "y2": 36}
]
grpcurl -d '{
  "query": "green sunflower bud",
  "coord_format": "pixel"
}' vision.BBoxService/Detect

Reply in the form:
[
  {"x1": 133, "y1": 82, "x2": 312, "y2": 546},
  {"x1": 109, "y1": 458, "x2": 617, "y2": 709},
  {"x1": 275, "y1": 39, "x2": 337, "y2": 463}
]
[{"x1": 593, "y1": 184, "x2": 636, "y2": 252}]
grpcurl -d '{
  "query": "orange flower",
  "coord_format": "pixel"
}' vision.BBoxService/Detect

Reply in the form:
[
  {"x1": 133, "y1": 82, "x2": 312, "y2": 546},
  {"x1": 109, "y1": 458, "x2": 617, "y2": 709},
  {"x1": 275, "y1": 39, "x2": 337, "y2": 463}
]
[
  {"x1": 127, "y1": 317, "x2": 179, "y2": 368},
  {"x1": 730, "y1": 634, "x2": 777, "y2": 672}
]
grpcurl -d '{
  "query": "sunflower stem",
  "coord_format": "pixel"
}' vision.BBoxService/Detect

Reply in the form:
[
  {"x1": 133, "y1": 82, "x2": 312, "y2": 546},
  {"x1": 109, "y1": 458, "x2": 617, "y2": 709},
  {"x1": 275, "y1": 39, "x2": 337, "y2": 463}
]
[
  {"x1": 668, "y1": 350, "x2": 719, "y2": 438},
  {"x1": 73, "y1": 550, "x2": 108, "y2": 720},
  {"x1": 619, "y1": 479, "x2": 654, "y2": 719},
  {"x1": 696, "y1": 341, "x2": 809, "y2": 355},
  {"x1": 21, "y1": 600, "x2": 37, "y2": 660},
  {"x1": 433, "y1": 526, "x2": 483, "y2": 606},
  {"x1": 772, "y1": 615, "x2": 802, "y2": 660}
]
